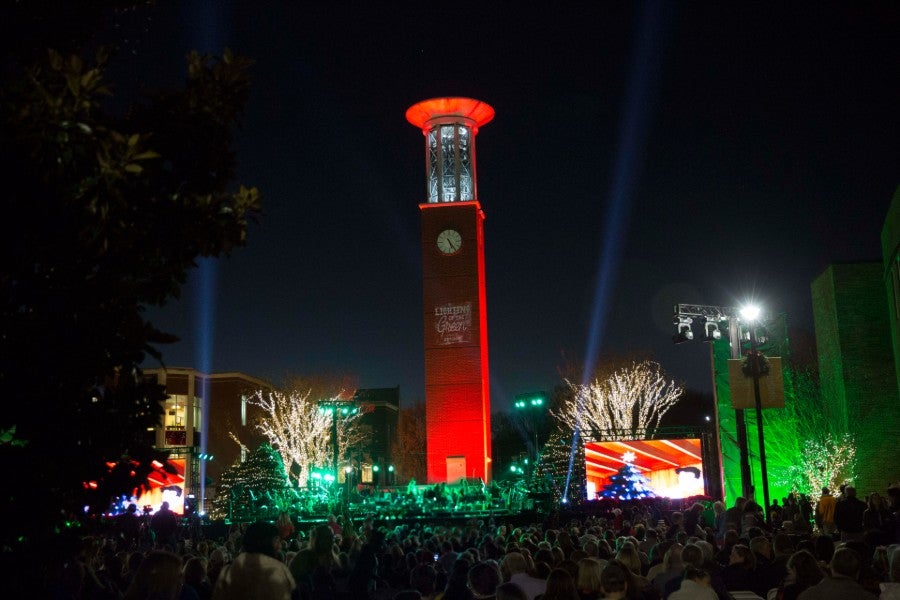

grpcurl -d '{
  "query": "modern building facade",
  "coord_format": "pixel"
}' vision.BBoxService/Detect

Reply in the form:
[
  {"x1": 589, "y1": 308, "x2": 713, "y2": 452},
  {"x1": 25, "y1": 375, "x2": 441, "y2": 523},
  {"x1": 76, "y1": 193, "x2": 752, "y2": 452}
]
[
  {"x1": 407, "y1": 98, "x2": 494, "y2": 484},
  {"x1": 143, "y1": 367, "x2": 273, "y2": 512}
]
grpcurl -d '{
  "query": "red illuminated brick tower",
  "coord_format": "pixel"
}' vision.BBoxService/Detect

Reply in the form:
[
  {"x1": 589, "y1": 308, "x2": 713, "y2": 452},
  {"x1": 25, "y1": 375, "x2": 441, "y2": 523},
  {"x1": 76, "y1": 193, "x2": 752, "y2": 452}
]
[{"x1": 406, "y1": 97, "x2": 494, "y2": 484}]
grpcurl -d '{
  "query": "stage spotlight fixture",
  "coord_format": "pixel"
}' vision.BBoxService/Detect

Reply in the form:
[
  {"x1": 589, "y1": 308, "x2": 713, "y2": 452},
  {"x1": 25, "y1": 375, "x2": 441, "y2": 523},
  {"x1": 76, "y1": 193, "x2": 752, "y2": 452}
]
[
  {"x1": 702, "y1": 319, "x2": 722, "y2": 341},
  {"x1": 672, "y1": 316, "x2": 693, "y2": 344}
]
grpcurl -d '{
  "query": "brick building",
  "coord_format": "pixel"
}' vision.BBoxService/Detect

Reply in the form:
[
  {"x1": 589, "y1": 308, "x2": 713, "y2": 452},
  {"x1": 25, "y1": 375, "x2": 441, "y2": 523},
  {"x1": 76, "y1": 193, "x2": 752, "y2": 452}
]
[
  {"x1": 810, "y1": 188, "x2": 900, "y2": 493},
  {"x1": 143, "y1": 367, "x2": 273, "y2": 513}
]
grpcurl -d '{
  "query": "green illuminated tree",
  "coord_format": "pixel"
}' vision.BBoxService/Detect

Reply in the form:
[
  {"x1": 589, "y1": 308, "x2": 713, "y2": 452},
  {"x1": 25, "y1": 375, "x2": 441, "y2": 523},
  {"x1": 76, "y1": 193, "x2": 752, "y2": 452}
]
[
  {"x1": 210, "y1": 444, "x2": 288, "y2": 521},
  {"x1": 758, "y1": 366, "x2": 857, "y2": 496},
  {"x1": 0, "y1": 5, "x2": 260, "y2": 547}
]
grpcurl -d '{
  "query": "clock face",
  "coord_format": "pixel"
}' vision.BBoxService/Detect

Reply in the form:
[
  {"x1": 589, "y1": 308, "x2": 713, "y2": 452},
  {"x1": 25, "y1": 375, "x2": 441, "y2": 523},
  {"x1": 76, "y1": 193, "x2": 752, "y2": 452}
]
[{"x1": 436, "y1": 229, "x2": 462, "y2": 255}]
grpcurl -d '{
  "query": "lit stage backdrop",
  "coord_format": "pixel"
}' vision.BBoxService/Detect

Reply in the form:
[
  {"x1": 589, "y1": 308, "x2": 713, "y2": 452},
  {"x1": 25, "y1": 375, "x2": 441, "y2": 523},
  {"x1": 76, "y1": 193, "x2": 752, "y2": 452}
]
[{"x1": 584, "y1": 438, "x2": 704, "y2": 500}]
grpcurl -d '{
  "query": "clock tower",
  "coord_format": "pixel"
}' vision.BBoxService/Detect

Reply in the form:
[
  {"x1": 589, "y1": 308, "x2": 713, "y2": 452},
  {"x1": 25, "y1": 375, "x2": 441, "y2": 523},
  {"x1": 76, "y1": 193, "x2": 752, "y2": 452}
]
[{"x1": 406, "y1": 97, "x2": 494, "y2": 484}]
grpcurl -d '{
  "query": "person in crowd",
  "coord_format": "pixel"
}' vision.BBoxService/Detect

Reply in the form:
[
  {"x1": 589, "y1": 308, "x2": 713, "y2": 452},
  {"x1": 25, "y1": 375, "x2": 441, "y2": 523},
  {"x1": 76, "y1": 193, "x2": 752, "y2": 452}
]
[
  {"x1": 668, "y1": 566, "x2": 717, "y2": 600},
  {"x1": 769, "y1": 499, "x2": 784, "y2": 529},
  {"x1": 496, "y1": 582, "x2": 528, "y2": 600},
  {"x1": 150, "y1": 501, "x2": 180, "y2": 551},
  {"x1": 348, "y1": 528, "x2": 387, "y2": 598},
  {"x1": 879, "y1": 545, "x2": 900, "y2": 600},
  {"x1": 183, "y1": 556, "x2": 212, "y2": 600},
  {"x1": 599, "y1": 561, "x2": 629, "y2": 600},
  {"x1": 712, "y1": 501, "x2": 727, "y2": 546},
  {"x1": 649, "y1": 544, "x2": 682, "y2": 595},
  {"x1": 721, "y1": 544, "x2": 755, "y2": 593},
  {"x1": 813, "y1": 534, "x2": 835, "y2": 569},
  {"x1": 750, "y1": 535, "x2": 785, "y2": 598},
  {"x1": 638, "y1": 529, "x2": 658, "y2": 557},
  {"x1": 773, "y1": 549, "x2": 825, "y2": 600},
  {"x1": 409, "y1": 563, "x2": 439, "y2": 600},
  {"x1": 276, "y1": 511, "x2": 295, "y2": 543},
  {"x1": 835, "y1": 486, "x2": 868, "y2": 542},
  {"x1": 540, "y1": 567, "x2": 580, "y2": 600},
  {"x1": 796, "y1": 546, "x2": 877, "y2": 599},
  {"x1": 212, "y1": 521, "x2": 295, "y2": 600},
  {"x1": 124, "y1": 550, "x2": 195, "y2": 600},
  {"x1": 576, "y1": 557, "x2": 604, "y2": 600},
  {"x1": 437, "y1": 557, "x2": 472, "y2": 600},
  {"x1": 724, "y1": 497, "x2": 747, "y2": 536},
  {"x1": 206, "y1": 547, "x2": 229, "y2": 587},
  {"x1": 863, "y1": 492, "x2": 892, "y2": 546},
  {"x1": 741, "y1": 501, "x2": 765, "y2": 535},
  {"x1": 816, "y1": 488, "x2": 837, "y2": 536},
  {"x1": 684, "y1": 503, "x2": 705, "y2": 538},
  {"x1": 289, "y1": 523, "x2": 341, "y2": 598},
  {"x1": 614, "y1": 544, "x2": 651, "y2": 596},
  {"x1": 663, "y1": 543, "x2": 717, "y2": 599},
  {"x1": 468, "y1": 561, "x2": 502, "y2": 600},
  {"x1": 118, "y1": 503, "x2": 143, "y2": 550},
  {"x1": 501, "y1": 551, "x2": 547, "y2": 600}
]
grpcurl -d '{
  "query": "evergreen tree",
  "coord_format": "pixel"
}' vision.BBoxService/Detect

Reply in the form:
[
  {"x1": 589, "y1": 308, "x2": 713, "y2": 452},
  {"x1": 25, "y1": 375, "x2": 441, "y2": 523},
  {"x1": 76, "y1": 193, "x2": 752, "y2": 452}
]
[{"x1": 243, "y1": 443, "x2": 289, "y2": 494}]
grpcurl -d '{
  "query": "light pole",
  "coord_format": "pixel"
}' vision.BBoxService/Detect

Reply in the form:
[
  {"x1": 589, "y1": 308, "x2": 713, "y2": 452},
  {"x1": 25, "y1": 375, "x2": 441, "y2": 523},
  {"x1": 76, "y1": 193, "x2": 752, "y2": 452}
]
[
  {"x1": 514, "y1": 392, "x2": 547, "y2": 463},
  {"x1": 317, "y1": 399, "x2": 358, "y2": 480},
  {"x1": 741, "y1": 305, "x2": 771, "y2": 521},
  {"x1": 673, "y1": 303, "x2": 750, "y2": 501}
]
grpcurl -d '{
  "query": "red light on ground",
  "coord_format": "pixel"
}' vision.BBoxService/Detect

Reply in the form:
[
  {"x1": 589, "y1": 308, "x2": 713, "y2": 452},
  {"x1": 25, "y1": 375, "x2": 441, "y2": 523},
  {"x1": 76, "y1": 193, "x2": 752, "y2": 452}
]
[{"x1": 406, "y1": 97, "x2": 495, "y2": 130}]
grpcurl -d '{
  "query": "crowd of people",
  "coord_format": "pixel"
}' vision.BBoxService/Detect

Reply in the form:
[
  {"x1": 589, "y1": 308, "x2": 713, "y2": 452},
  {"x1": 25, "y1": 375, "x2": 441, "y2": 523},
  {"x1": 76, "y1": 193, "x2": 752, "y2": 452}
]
[{"x1": 21, "y1": 481, "x2": 900, "y2": 600}]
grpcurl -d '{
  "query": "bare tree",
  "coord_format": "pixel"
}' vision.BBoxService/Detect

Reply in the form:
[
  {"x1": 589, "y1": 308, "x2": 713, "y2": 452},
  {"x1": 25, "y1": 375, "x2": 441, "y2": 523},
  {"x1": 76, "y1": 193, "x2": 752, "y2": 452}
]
[
  {"x1": 238, "y1": 389, "x2": 365, "y2": 487},
  {"x1": 552, "y1": 361, "x2": 683, "y2": 440},
  {"x1": 390, "y1": 401, "x2": 426, "y2": 483}
]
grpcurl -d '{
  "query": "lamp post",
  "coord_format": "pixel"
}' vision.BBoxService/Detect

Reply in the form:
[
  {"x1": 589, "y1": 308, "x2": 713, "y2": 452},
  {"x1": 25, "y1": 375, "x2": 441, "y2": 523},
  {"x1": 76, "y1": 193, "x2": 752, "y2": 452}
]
[
  {"x1": 514, "y1": 392, "x2": 547, "y2": 463},
  {"x1": 317, "y1": 398, "x2": 358, "y2": 480},
  {"x1": 741, "y1": 305, "x2": 771, "y2": 521}
]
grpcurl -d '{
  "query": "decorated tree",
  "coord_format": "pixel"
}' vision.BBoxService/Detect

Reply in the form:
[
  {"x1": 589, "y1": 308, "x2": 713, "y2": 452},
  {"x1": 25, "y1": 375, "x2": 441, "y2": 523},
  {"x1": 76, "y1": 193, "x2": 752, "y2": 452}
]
[
  {"x1": 532, "y1": 431, "x2": 586, "y2": 505},
  {"x1": 210, "y1": 443, "x2": 287, "y2": 521},
  {"x1": 0, "y1": 3, "x2": 260, "y2": 547},
  {"x1": 784, "y1": 433, "x2": 857, "y2": 497},
  {"x1": 244, "y1": 389, "x2": 367, "y2": 486},
  {"x1": 598, "y1": 452, "x2": 656, "y2": 500},
  {"x1": 553, "y1": 361, "x2": 683, "y2": 440}
]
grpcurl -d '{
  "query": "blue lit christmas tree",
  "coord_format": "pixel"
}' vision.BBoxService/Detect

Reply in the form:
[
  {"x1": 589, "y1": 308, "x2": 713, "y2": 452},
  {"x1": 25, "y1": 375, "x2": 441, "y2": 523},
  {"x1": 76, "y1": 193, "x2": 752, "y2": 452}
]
[{"x1": 599, "y1": 452, "x2": 656, "y2": 500}]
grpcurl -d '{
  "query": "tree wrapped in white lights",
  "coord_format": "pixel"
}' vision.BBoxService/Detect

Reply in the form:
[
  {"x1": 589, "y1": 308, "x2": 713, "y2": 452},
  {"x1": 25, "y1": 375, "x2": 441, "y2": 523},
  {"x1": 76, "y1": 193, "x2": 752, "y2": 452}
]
[
  {"x1": 243, "y1": 390, "x2": 365, "y2": 488},
  {"x1": 553, "y1": 361, "x2": 683, "y2": 441},
  {"x1": 784, "y1": 432, "x2": 857, "y2": 497}
]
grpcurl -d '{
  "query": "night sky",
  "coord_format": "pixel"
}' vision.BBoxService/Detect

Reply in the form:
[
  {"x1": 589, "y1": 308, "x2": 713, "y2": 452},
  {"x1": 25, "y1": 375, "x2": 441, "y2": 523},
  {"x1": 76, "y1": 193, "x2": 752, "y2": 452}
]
[{"x1": 137, "y1": 3, "x2": 899, "y2": 410}]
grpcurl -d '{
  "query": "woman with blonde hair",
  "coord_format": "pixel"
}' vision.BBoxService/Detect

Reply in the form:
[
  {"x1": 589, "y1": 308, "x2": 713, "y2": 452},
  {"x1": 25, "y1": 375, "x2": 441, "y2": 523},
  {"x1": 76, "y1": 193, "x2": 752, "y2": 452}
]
[
  {"x1": 614, "y1": 544, "x2": 651, "y2": 596},
  {"x1": 575, "y1": 557, "x2": 604, "y2": 600}
]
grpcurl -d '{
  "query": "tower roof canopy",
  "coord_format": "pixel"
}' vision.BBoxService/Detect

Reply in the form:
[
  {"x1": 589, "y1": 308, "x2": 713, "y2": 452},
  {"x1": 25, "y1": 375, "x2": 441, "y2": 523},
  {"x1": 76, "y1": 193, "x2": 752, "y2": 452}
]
[{"x1": 405, "y1": 97, "x2": 495, "y2": 130}]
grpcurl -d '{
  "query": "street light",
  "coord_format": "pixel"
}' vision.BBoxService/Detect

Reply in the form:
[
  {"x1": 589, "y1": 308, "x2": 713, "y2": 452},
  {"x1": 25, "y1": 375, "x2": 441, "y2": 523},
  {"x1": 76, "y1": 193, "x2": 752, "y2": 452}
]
[
  {"x1": 514, "y1": 392, "x2": 547, "y2": 463},
  {"x1": 740, "y1": 304, "x2": 771, "y2": 521},
  {"x1": 317, "y1": 398, "x2": 358, "y2": 479}
]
